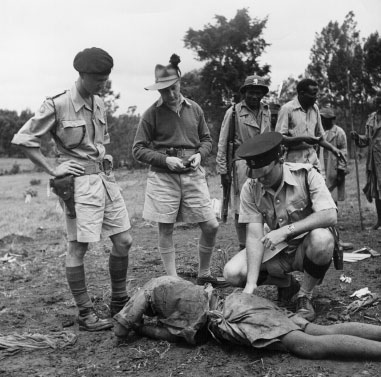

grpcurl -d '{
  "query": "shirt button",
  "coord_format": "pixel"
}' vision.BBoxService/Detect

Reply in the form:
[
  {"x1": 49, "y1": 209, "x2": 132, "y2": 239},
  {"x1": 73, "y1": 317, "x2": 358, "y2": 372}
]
[
  {"x1": 279, "y1": 218, "x2": 283, "y2": 222},
  {"x1": 276, "y1": 199, "x2": 280, "y2": 204}
]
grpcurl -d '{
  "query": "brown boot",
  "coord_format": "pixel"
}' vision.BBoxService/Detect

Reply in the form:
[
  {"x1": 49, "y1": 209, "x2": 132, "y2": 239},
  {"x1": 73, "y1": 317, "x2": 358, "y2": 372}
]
[
  {"x1": 78, "y1": 309, "x2": 113, "y2": 332},
  {"x1": 295, "y1": 296, "x2": 316, "y2": 322}
]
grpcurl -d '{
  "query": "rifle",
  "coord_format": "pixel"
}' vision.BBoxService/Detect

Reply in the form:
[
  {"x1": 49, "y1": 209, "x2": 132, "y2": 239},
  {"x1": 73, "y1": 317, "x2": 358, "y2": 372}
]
[{"x1": 222, "y1": 104, "x2": 236, "y2": 223}]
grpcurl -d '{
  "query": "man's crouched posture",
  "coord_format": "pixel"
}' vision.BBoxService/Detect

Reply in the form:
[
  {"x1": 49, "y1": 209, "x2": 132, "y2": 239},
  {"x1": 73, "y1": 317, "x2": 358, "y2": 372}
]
[
  {"x1": 223, "y1": 132, "x2": 339, "y2": 322},
  {"x1": 114, "y1": 276, "x2": 381, "y2": 360}
]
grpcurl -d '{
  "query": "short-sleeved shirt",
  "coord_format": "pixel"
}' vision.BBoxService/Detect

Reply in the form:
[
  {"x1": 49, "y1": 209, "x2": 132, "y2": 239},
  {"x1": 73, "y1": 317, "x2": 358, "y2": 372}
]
[
  {"x1": 239, "y1": 162, "x2": 336, "y2": 229},
  {"x1": 275, "y1": 98, "x2": 324, "y2": 169},
  {"x1": 11, "y1": 84, "x2": 109, "y2": 163}
]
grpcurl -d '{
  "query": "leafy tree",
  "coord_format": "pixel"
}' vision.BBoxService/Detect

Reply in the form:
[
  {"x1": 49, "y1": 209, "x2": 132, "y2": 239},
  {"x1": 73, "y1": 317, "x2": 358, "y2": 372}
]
[
  {"x1": 363, "y1": 32, "x2": 381, "y2": 95},
  {"x1": 100, "y1": 80, "x2": 121, "y2": 115},
  {"x1": 183, "y1": 8, "x2": 270, "y2": 129}
]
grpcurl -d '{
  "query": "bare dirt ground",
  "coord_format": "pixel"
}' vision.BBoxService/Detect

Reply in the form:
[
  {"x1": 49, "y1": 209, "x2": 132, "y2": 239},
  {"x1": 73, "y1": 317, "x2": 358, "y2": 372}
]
[{"x1": 1, "y1": 165, "x2": 381, "y2": 377}]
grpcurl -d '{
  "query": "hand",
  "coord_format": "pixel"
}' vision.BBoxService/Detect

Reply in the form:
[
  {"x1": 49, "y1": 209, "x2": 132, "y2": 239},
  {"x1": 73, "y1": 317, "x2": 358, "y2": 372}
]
[
  {"x1": 166, "y1": 156, "x2": 187, "y2": 171},
  {"x1": 243, "y1": 283, "x2": 257, "y2": 294},
  {"x1": 332, "y1": 147, "x2": 347, "y2": 164},
  {"x1": 304, "y1": 136, "x2": 320, "y2": 145},
  {"x1": 260, "y1": 228, "x2": 288, "y2": 250},
  {"x1": 220, "y1": 174, "x2": 230, "y2": 187},
  {"x1": 336, "y1": 169, "x2": 346, "y2": 186},
  {"x1": 53, "y1": 160, "x2": 84, "y2": 177},
  {"x1": 187, "y1": 153, "x2": 201, "y2": 170},
  {"x1": 350, "y1": 131, "x2": 359, "y2": 141}
]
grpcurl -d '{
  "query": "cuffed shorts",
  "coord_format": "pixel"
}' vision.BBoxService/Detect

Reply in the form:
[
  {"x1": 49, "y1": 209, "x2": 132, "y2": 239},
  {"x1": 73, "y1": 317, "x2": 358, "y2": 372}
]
[
  {"x1": 65, "y1": 173, "x2": 131, "y2": 243},
  {"x1": 143, "y1": 167, "x2": 216, "y2": 223}
]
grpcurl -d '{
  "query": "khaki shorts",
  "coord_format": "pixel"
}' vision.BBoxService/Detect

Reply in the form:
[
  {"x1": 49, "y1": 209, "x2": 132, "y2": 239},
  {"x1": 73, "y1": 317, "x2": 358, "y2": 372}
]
[
  {"x1": 143, "y1": 167, "x2": 215, "y2": 223},
  {"x1": 65, "y1": 173, "x2": 131, "y2": 243},
  {"x1": 262, "y1": 235, "x2": 307, "y2": 280}
]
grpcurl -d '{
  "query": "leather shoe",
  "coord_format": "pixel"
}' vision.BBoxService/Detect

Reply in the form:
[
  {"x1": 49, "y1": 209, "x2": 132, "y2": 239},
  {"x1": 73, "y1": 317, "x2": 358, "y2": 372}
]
[
  {"x1": 78, "y1": 309, "x2": 113, "y2": 332},
  {"x1": 196, "y1": 275, "x2": 230, "y2": 288},
  {"x1": 295, "y1": 296, "x2": 316, "y2": 322}
]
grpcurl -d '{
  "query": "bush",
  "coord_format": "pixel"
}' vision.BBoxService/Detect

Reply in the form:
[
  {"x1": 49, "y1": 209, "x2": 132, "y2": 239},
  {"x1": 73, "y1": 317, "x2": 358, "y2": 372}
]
[
  {"x1": 9, "y1": 162, "x2": 20, "y2": 175},
  {"x1": 30, "y1": 179, "x2": 41, "y2": 186}
]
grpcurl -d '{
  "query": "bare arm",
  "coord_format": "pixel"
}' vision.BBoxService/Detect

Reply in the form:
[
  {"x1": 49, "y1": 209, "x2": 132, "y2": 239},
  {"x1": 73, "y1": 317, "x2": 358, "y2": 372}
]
[
  {"x1": 243, "y1": 222, "x2": 265, "y2": 294},
  {"x1": 319, "y1": 135, "x2": 347, "y2": 164},
  {"x1": 261, "y1": 209, "x2": 337, "y2": 250}
]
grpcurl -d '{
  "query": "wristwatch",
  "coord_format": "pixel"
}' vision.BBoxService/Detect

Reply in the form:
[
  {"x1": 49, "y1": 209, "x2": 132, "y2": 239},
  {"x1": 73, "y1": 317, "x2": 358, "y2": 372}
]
[{"x1": 286, "y1": 224, "x2": 296, "y2": 239}]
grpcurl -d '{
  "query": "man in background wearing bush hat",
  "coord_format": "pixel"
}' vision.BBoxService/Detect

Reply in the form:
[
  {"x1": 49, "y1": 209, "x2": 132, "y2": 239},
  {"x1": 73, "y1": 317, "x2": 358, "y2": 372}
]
[
  {"x1": 12, "y1": 47, "x2": 133, "y2": 331},
  {"x1": 216, "y1": 74, "x2": 271, "y2": 251},
  {"x1": 223, "y1": 132, "x2": 338, "y2": 321},
  {"x1": 133, "y1": 54, "x2": 227, "y2": 288}
]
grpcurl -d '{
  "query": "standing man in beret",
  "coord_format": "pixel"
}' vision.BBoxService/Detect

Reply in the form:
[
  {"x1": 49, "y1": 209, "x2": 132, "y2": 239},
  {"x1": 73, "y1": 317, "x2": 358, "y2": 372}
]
[
  {"x1": 276, "y1": 78, "x2": 346, "y2": 171},
  {"x1": 223, "y1": 132, "x2": 338, "y2": 321},
  {"x1": 320, "y1": 108, "x2": 353, "y2": 250},
  {"x1": 12, "y1": 47, "x2": 133, "y2": 331},
  {"x1": 216, "y1": 75, "x2": 271, "y2": 251},
  {"x1": 133, "y1": 54, "x2": 226, "y2": 287},
  {"x1": 351, "y1": 92, "x2": 381, "y2": 230}
]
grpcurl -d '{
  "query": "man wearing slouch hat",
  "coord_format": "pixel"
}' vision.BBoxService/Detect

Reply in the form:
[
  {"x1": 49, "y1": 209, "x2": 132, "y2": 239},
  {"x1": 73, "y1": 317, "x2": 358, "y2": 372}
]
[
  {"x1": 12, "y1": 47, "x2": 133, "y2": 331},
  {"x1": 133, "y1": 54, "x2": 227, "y2": 288}
]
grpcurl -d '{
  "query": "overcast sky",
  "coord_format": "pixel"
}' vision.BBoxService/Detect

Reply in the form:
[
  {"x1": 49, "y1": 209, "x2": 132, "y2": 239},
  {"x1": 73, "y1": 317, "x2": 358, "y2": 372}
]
[{"x1": 1, "y1": 0, "x2": 380, "y2": 115}]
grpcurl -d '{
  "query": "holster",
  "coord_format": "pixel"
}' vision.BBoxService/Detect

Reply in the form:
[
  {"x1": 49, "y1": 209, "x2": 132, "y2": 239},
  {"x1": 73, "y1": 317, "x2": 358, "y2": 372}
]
[
  {"x1": 331, "y1": 226, "x2": 343, "y2": 270},
  {"x1": 50, "y1": 175, "x2": 76, "y2": 219}
]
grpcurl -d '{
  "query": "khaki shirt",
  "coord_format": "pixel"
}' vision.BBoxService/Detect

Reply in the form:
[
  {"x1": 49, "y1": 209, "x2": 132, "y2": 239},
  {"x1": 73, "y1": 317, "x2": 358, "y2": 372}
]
[
  {"x1": 239, "y1": 163, "x2": 336, "y2": 229},
  {"x1": 216, "y1": 101, "x2": 271, "y2": 214},
  {"x1": 12, "y1": 84, "x2": 109, "y2": 163},
  {"x1": 275, "y1": 98, "x2": 324, "y2": 169}
]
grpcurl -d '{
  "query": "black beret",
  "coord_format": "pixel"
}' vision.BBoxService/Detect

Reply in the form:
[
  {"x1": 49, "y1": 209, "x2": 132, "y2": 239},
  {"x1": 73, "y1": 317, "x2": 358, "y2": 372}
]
[
  {"x1": 73, "y1": 47, "x2": 113, "y2": 74},
  {"x1": 237, "y1": 132, "x2": 283, "y2": 169}
]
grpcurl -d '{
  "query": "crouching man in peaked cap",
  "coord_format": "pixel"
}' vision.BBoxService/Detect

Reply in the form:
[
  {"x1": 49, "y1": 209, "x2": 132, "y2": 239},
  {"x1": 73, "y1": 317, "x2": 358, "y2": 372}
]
[
  {"x1": 12, "y1": 47, "x2": 133, "y2": 331},
  {"x1": 223, "y1": 132, "x2": 338, "y2": 321},
  {"x1": 133, "y1": 54, "x2": 227, "y2": 287}
]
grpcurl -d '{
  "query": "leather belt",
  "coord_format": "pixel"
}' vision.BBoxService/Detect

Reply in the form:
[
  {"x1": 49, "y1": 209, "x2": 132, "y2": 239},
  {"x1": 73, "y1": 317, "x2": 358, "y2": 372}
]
[
  {"x1": 82, "y1": 162, "x2": 104, "y2": 175},
  {"x1": 156, "y1": 147, "x2": 198, "y2": 157}
]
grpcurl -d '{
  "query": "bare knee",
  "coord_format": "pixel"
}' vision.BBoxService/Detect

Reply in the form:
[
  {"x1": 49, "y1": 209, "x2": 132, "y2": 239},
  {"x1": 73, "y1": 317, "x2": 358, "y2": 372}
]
[
  {"x1": 305, "y1": 228, "x2": 334, "y2": 264},
  {"x1": 111, "y1": 231, "x2": 133, "y2": 257},
  {"x1": 282, "y1": 331, "x2": 325, "y2": 359},
  {"x1": 223, "y1": 261, "x2": 246, "y2": 287},
  {"x1": 199, "y1": 218, "x2": 219, "y2": 237},
  {"x1": 66, "y1": 241, "x2": 88, "y2": 265}
]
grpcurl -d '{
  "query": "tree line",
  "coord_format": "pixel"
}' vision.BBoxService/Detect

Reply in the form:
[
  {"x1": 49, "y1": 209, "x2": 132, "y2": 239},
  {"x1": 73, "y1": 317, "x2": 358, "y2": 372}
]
[{"x1": 1, "y1": 9, "x2": 380, "y2": 166}]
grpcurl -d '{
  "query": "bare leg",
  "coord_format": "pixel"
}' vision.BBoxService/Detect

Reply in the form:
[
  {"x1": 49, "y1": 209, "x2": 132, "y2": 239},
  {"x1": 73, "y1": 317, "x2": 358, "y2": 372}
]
[
  {"x1": 158, "y1": 223, "x2": 177, "y2": 276},
  {"x1": 198, "y1": 218, "x2": 219, "y2": 277},
  {"x1": 281, "y1": 330, "x2": 381, "y2": 360},
  {"x1": 305, "y1": 322, "x2": 381, "y2": 340}
]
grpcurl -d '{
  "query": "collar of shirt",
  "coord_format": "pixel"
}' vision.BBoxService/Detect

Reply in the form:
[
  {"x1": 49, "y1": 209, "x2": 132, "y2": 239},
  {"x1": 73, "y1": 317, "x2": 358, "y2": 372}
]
[
  {"x1": 240, "y1": 100, "x2": 267, "y2": 115},
  {"x1": 291, "y1": 97, "x2": 319, "y2": 114},
  {"x1": 70, "y1": 84, "x2": 102, "y2": 113},
  {"x1": 156, "y1": 94, "x2": 190, "y2": 109},
  {"x1": 260, "y1": 163, "x2": 298, "y2": 198}
]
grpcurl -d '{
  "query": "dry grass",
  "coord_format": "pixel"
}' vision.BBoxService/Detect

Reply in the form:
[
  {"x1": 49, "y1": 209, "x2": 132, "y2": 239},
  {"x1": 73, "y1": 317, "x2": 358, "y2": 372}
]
[{"x1": 0, "y1": 157, "x2": 375, "y2": 241}]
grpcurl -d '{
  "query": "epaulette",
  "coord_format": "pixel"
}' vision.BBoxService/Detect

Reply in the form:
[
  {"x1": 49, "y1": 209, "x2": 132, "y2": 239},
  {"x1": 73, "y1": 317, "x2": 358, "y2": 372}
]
[
  {"x1": 46, "y1": 90, "x2": 67, "y2": 100},
  {"x1": 285, "y1": 162, "x2": 313, "y2": 172}
]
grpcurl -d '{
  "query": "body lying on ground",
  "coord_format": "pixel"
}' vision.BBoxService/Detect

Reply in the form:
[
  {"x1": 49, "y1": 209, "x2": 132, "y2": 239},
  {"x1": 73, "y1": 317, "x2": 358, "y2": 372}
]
[{"x1": 114, "y1": 276, "x2": 381, "y2": 360}]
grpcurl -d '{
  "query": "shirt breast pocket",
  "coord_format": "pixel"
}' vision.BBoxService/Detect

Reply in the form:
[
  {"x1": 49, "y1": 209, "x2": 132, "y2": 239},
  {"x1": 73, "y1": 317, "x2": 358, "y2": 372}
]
[
  {"x1": 57, "y1": 119, "x2": 86, "y2": 149},
  {"x1": 286, "y1": 198, "x2": 310, "y2": 222}
]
